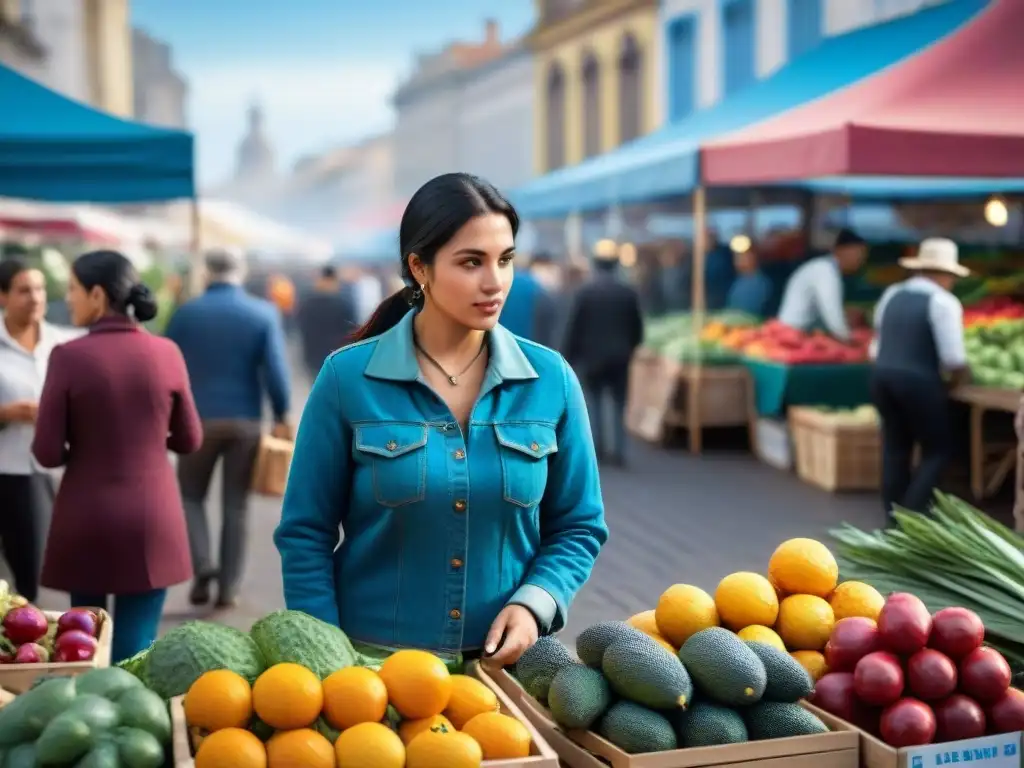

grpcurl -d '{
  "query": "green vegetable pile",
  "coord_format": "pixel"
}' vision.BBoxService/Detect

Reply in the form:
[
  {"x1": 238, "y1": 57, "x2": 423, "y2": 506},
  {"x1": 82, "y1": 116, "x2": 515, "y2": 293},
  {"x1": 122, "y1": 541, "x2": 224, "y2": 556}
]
[
  {"x1": 832, "y1": 493, "x2": 1024, "y2": 673},
  {"x1": 0, "y1": 668, "x2": 170, "y2": 768},
  {"x1": 642, "y1": 311, "x2": 757, "y2": 366}
]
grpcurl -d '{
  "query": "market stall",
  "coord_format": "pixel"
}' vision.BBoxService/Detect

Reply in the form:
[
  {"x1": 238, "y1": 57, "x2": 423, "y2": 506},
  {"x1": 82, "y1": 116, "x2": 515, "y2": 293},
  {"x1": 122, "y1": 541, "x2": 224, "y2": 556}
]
[{"x1": 685, "y1": 0, "x2": 1024, "y2": 491}]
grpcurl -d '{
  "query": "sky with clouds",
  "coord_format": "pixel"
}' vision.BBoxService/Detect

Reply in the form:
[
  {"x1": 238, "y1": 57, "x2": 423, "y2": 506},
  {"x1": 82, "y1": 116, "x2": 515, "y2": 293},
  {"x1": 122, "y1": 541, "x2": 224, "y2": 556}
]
[{"x1": 131, "y1": 0, "x2": 535, "y2": 187}]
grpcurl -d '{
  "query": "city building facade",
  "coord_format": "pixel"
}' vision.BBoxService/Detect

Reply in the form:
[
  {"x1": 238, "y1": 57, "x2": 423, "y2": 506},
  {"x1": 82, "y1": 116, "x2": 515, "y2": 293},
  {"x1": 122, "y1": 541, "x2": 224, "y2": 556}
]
[
  {"x1": 529, "y1": 0, "x2": 662, "y2": 175},
  {"x1": 392, "y1": 20, "x2": 505, "y2": 198},
  {"x1": 456, "y1": 44, "x2": 535, "y2": 194},
  {"x1": 132, "y1": 28, "x2": 187, "y2": 129},
  {"x1": 661, "y1": 0, "x2": 956, "y2": 122},
  {"x1": 0, "y1": 0, "x2": 132, "y2": 116}
]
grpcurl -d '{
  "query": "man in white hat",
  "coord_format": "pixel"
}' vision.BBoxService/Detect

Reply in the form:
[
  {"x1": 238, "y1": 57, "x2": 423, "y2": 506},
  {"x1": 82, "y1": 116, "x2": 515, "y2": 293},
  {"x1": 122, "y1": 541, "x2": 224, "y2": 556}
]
[{"x1": 871, "y1": 237, "x2": 970, "y2": 520}]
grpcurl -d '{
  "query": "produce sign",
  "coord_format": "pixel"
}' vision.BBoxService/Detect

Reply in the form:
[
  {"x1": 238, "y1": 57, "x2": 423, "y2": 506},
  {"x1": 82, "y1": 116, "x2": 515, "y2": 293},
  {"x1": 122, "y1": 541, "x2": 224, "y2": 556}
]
[
  {"x1": 512, "y1": 537, "x2": 880, "y2": 754},
  {"x1": 964, "y1": 318, "x2": 1024, "y2": 389},
  {"x1": 833, "y1": 494, "x2": 1024, "y2": 673},
  {"x1": 730, "y1": 321, "x2": 873, "y2": 365},
  {"x1": 810, "y1": 593, "x2": 1023, "y2": 747}
]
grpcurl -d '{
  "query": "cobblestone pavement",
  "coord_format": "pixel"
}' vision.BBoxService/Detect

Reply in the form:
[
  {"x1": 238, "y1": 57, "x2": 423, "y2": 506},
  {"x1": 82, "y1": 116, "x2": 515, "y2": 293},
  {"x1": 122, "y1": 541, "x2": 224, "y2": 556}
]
[{"x1": 28, "y1": 362, "x2": 884, "y2": 643}]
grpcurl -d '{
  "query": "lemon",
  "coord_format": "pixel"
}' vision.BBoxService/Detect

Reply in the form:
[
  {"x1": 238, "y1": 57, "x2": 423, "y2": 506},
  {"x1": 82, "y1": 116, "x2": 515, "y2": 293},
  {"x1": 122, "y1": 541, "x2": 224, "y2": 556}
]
[
  {"x1": 655, "y1": 585, "x2": 719, "y2": 647},
  {"x1": 768, "y1": 539, "x2": 839, "y2": 598},
  {"x1": 776, "y1": 594, "x2": 835, "y2": 651},
  {"x1": 736, "y1": 625, "x2": 786, "y2": 652},
  {"x1": 714, "y1": 572, "x2": 779, "y2": 630},
  {"x1": 829, "y1": 581, "x2": 884, "y2": 622}
]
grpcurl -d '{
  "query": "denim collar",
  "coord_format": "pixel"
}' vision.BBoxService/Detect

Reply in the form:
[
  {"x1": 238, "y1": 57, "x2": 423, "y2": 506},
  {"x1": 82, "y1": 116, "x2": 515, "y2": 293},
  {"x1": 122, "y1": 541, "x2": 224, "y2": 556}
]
[{"x1": 364, "y1": 309, "x2": 538, "y2": 387}]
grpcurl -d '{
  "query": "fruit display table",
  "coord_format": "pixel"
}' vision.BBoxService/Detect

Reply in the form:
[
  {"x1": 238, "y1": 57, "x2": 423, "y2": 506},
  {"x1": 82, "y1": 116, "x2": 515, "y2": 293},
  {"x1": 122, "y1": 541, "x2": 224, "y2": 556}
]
[
  {"x1": 743, "y1": 359, "x2": 873, "y2": 418},
  {"x1": 949, "y1": 385, "x2": 1020, "y2": 507}
]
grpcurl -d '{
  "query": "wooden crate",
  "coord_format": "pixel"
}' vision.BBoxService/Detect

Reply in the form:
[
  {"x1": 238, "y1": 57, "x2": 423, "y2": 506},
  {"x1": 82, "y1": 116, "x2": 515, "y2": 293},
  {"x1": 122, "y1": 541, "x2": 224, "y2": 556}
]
[
  {"x1": 490, "y1": 670, "x2": 857, "y2": 768},
  {"x1": 172, "y1": 661, "x2": 559, "y2": 768},
  {"x1": 665, "y1": 365, "x2": 756, "y2": 454},
  {"x1": 789, "y1": 407, "x2": 881, "y2": 492},
  {"x1": 0, "y1": 608, "x2": 112, "y2": 694},
  {"x1": 805, "y1": 702, "x2": 1023, "y2": 768}
]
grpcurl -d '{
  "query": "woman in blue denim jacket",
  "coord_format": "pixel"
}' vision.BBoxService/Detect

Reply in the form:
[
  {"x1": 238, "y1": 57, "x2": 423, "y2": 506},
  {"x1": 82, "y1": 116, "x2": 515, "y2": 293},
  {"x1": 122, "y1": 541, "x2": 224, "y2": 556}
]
[{"x1": 275, "y1": 173, "x2": 608, "y2": 666}]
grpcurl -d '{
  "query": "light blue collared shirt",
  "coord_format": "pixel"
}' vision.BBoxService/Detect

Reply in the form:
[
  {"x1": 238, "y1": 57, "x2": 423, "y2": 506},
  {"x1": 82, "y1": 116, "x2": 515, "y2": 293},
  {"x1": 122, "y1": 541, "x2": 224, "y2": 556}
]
[{"x1": 274, "y1": 310, "x2": 608, "y2": 655}]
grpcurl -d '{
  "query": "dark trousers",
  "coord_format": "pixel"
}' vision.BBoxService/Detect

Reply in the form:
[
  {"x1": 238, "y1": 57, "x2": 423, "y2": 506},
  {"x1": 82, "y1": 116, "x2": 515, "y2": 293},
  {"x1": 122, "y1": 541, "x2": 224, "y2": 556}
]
[
  {"x1": 871, "y1": 369, "x2": 954, "y2": 518},
  {"x1": 0, "y1": 473, "x2": 52, "y2": 602},
  {"x1": 581, "y1": 363, "x2": 630, "y2": 462},
  {"x1": 70, "y1": 588, "x2": 166, "y2": 664},
  {"x1": 177, "y1": 421, "x2": 261, "y2": 599}
]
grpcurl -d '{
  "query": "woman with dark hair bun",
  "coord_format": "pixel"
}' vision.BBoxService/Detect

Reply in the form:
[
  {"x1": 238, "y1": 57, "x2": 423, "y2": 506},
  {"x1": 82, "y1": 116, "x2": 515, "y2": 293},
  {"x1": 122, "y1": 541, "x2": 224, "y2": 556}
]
[
  {"x1": 32, "y1": 249, "x2": 202, "y2": 662},
  {"x1": 276, "y1": 173, "x2": 608, "y2": 665}
]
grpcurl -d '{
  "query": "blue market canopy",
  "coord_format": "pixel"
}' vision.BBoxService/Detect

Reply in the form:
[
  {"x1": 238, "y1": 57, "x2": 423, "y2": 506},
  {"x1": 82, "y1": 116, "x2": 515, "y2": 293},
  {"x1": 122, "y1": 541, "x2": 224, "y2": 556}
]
[
  {"x1": 511, "y1": 0, "x2": 988, "y2": 218},
  {"x1": 0, "y1": 63, "x2": 194, "y2": 203},
  {"x1": 338, "y1": 227, "x2": 399, "y2": 262}
]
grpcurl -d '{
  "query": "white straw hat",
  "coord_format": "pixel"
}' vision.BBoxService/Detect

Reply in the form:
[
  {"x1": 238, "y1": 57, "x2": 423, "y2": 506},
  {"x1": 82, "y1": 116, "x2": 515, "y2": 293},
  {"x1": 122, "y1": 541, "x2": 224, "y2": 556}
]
[{"x1": 898, "y1": 237, "x2": 969, "y2": 277}]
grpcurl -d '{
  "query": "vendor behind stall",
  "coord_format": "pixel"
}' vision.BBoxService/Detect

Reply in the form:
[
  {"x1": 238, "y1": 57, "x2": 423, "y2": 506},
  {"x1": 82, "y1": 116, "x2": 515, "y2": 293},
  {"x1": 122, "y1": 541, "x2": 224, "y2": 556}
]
[
  {"x1": 871, "y1": 238, "x2": 970, "y2": 520},
  {"x1": 726, "y1": 240, "x2": 772, "y2": 317},
  {"x1": 777, "y1": 228, "x2": 868, "y2": 340}
]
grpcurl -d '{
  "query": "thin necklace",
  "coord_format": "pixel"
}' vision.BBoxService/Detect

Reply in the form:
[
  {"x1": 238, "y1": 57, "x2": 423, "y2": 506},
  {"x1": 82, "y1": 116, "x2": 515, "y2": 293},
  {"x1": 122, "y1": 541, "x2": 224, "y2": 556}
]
[{"x1": 414, "y1": 334, "x2": 487, "y2": 386}]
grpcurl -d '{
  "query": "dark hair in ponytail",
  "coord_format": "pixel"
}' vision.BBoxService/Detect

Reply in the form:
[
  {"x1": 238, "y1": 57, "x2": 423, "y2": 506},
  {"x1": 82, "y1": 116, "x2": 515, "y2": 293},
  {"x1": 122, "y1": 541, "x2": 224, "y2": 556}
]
[
  {"x1": 350, "y1": 172, "x2": 519, "y2": 341},
  {"x1": 72, "y1": 249, "x2": 159, "y2": 323}
]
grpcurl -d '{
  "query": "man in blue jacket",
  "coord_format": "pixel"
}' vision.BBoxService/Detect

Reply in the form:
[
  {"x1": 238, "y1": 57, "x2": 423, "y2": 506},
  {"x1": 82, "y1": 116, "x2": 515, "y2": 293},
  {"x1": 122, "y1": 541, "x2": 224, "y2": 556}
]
[{"x1": 166, "y1": 248, "x2": 292, "y2": 608}]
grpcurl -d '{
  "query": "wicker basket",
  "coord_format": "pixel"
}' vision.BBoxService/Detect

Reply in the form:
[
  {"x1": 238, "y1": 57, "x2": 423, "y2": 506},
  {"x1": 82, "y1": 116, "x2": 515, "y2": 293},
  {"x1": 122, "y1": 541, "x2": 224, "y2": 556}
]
[{"x1": 789, "y1": 407, "x2": 881, "y2": 492}]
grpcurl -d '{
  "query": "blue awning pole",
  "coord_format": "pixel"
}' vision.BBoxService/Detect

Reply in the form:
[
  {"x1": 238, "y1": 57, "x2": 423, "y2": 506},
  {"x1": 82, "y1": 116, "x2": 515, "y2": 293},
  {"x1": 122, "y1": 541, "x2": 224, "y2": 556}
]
[{"x1": 688, "y1": 186, "x2": 708, "y2": 454}]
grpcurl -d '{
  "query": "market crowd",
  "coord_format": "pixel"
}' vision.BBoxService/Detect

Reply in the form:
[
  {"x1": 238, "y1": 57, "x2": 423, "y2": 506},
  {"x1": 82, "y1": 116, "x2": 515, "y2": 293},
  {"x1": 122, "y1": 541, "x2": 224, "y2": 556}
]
[{"x1": 0, "y1": 172, "x2": 1000, "y2": 664}]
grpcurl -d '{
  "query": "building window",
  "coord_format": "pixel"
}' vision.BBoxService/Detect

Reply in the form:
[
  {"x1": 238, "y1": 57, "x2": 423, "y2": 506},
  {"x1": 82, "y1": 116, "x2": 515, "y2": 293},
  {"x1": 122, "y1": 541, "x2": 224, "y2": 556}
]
[
  {"x1": 667, "y1": 15, "x2": 696, "y2": 122},
  {"x1": 787, "y1": 0, "x2": 822, "y2": 59},
  {"x1": 722, "y1": 0, "x2": 756, "y2": 97},
  {"x1": 545, "y1": 62, "x2": 566, "y2": 170},
  {"x1": 581, "y1": 52, "x2": 601, "y2": 158},
  {"x1": 618, "y1": 33, "x2": 643, "y2": 144}
]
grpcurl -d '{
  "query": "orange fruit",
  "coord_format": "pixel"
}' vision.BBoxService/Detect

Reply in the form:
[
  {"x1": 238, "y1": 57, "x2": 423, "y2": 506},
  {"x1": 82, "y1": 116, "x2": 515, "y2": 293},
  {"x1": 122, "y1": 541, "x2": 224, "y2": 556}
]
[
  {"x1": 266, "y1": 728, "x2": 334, "y2": 768},
  {"x1": 769, "y1": 539, "x2": 839, "y2": 597},
  {"x1": 461, "y1": 711, "x2": 532, "y2": 760},
  {"x1": 736, "y1": 625, "x2": 786, "y2": 653},
  {"x1": 322, "y1": 666, "x2": 389, "y2": 730},
  {"x1": 776, "y1": 594, "x2": 835, "y2": 651},
  {"x1": 379, "y1": 649, "x2": 452, "y2": 719},
  {"x1": 184, "y1": 670, "x2": 254, "y2": 732},
  {"x1": 655, "y1": 584, "x2": 719, "y2": 646},
  {"x1": 627, "y1": 610, "x2": 678, "y2": 652},
  {"x1": 791, "y1": 650, "x2": 829, "y2": 681},
  {"x1": 715, "y1": 572, "x2": 780, "y2": 630},
  {"x1": 406, "y1": 728, "x2": 482, "y2": 768},
  {"x1": 195, "y1": 727, "x2": 267, "y2": 768},
  {"x1": 829, "y1": 581, "x2": 885, "y2": 622},
  {"x1": 253, "y1": 663, "x2": 324, "y2": 730},
  {"x1": 399, "y1": 714, "x2": 454, "y2": 745},
  {"x1": 443, "y1": 675, "x2": 499, "y2": 729},
  {"x1": 334, "y1": 722, "x2": 406, "y2": 768}
]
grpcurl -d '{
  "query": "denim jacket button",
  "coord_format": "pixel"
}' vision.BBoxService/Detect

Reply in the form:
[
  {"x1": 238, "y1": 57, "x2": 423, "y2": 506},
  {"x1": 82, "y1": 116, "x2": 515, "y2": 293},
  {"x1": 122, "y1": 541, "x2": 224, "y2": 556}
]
[
  {"x1": 530, "y1": 442, "x2": 540, "y2": 451},
  {"x1": 453, "y1": 499, "x2": 466, "y2": 512},
  {"x1": 451, "y1": 558, "x2": 463, "y2": 569},
  {"x1": 453, "y1": 449, "x2": 465, "y2": 460},
  {"x1": 449, "y1": 609, "x2": 462, "y2": 620}
]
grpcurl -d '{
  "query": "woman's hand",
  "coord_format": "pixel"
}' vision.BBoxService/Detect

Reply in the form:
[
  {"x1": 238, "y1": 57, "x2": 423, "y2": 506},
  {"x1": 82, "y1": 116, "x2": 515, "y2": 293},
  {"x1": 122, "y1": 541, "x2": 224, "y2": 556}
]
[{"x1": 482, "y1": 604, "x2": 539, "y2": 667}]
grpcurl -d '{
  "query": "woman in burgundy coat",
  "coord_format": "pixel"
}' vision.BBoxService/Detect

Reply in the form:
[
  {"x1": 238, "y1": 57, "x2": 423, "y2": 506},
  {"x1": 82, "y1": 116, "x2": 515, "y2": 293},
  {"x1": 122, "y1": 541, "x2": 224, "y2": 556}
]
[{"x1": 32, "y1": 250, "x2": 202, "y2": 662}]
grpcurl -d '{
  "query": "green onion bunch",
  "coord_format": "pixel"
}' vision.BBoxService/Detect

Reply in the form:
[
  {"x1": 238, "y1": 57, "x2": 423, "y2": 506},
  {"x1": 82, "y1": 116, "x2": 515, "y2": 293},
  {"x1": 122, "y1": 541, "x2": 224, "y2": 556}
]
[{"x1": 831, "y1": 492, "x2": 1024, "y2": 672}]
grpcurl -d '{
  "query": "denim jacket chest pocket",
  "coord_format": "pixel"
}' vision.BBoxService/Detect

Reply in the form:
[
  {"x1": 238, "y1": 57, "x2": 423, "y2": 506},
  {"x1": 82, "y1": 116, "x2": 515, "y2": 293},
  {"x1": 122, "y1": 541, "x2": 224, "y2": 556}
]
[
  {"x1": 353, "y1": 424, "x2": 429, "y2": 508},
  {"x1": 494, "y1": 423, "x2": 558, "y2": 508}
]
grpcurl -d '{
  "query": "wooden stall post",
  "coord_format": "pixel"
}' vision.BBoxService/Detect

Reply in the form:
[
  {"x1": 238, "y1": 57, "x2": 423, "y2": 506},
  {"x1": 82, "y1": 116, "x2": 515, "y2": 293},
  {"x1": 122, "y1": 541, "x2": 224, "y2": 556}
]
[
  {"x1": 689, "y1": 187, "x2": 708, "y2": 454},
  {"x1": 187, "y1": 197, "x2": 203, "y2": 297}
]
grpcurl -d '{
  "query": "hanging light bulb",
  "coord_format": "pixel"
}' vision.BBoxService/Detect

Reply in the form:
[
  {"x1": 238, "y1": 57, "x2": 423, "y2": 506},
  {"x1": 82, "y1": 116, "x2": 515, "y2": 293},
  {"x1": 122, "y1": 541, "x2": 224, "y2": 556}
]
[
  {"x1": 984, "y1": 197, "x2": 1009, "y2": 227},
  {"x1": 618, "y1": 242, "x2": 637, "y2": 267},
  {"x1": 730, "y1": 234, "x2": 752, "y2": 253}
]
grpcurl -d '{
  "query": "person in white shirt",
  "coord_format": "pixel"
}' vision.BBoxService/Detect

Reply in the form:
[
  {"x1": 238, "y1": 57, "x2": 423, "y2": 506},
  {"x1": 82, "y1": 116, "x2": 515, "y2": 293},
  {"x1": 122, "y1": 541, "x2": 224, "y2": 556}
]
[
  {"x1": 871, "y1": 238, "x2": 970, "y2": 520},
  {"x1": 777, "y1": 228, "x2": 869, "y2": 341},
  {"x1": 0, "y1": 259, "x2": 82, "y2": 600}
]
